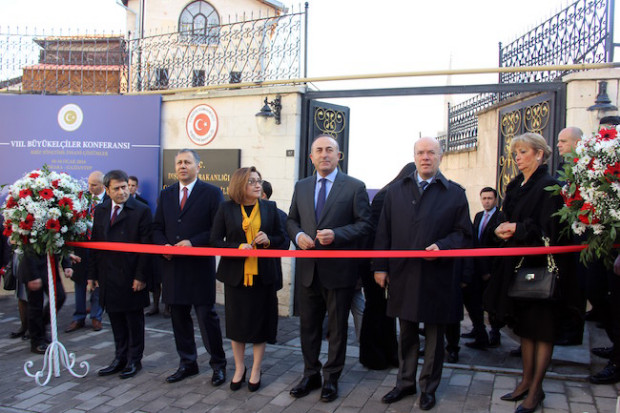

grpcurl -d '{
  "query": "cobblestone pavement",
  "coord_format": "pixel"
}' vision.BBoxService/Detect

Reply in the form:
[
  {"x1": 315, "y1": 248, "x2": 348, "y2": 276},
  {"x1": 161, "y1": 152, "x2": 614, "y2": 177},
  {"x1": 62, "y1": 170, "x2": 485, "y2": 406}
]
[{"x1": 0, "y1": 294, "x2": 618, "y2": 412}]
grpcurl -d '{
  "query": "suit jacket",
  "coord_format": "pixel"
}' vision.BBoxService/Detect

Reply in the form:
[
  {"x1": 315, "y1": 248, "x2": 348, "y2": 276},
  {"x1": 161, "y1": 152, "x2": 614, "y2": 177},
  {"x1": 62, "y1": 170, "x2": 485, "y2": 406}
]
[
  {"x1": 373, "y1": 171, "x2": 472, "y2": 323},
  {"x1": 152, "y1": 179, "x2": 224, "y2": 306},
  {"x1": 88, "y1": 196, "x2": 152, "y2": 312},
  {"x1": 134, "y1": 194, "x2": 149, "y2": 206},
  {"x1": 287, "y1": 171, "x2": 372, "y2": 289},
  {"x1": 210, "y1": 199, "x2": 285, "y2": 287},
  {"x1": 472, "y1": 208, "x2": 504, "y2": 278}
]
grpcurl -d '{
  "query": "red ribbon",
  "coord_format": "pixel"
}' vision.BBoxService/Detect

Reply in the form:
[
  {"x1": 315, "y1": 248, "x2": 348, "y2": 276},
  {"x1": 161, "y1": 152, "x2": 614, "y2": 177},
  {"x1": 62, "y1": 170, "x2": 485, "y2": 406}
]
[{"x1": 66, "y1": 241, "x2": 605, "y2": 258}]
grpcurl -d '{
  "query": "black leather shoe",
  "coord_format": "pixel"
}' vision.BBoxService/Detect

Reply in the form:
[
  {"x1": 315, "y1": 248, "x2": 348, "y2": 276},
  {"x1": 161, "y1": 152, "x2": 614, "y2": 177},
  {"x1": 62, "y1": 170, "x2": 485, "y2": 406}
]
[
  {"x1": 98, "y1": 359, "x2": 127, "y2": 376},
  {"x1": 590, "y1": 361, "x2": 620, "y2": 384},
  {"x1": 31, "y1": 343, "x2": 48, "y2": 354},
  {"x1": 592, "y1": 346, "x2": 613, "y2": 359},
  {"x1": 381, "y1": 386, "x2": 417, "y2": 404},
  {"x1": 320, "y1": 378, "x2": 338, "y2": 402},
  {"x1": 514, "y1": 392, "x2": 545, "y2": 413},
  {"x1": 465, "y1": 340, "x2": 488, "y2": 350},
  {"x1": 460, "y1": 329, "x2": 476, "y2": 339},
  {"x1": 500, "y1": 389, "x2": 529, "y2": 401},
  {"x1": 248, "y1": 370, "x2": 261, "y2": 392},
  {"x1": 419, "y1": 392, "x2": 436, "y2": 410},
  {"x1": 290, "y1": 373, "x2": 322, "y2": 398},
  {"x1": 488, "y1": 330, "x2": 501, "y2": 348},
  {"x1": 166, "y1": 364, "x2": 199, "y2": 383},
  {"x1": 119, "y1": 362, "x2": 141, "y2": 379},
  {"x1": 447, "y1": 351, "x2": 459, "y2": 363},
  {"x1": 230, "y1": 367, "x2": 246, "y2": 391},
  {"x1": 211, "y1": 367, "x2": 226, "y2": 386},
  {"x1": 10, "y1": 328, "x2": 27, "y2": 339}
]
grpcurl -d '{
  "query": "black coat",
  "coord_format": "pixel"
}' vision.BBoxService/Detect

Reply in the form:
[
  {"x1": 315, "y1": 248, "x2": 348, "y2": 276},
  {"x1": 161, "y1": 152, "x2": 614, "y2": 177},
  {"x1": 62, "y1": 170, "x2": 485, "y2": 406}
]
[
  {"x1": 88, "y1": 197, "x2": 152, "y2": 312},
  {"x1": 374, "y1": 171, "x2": 472, "y2": 323},
  {"x1": 472, "y1": 208, "x2": 505, "y2": 277},
  {"x1": 483, "y1": 165, "x2": 576, "y2": 323},
  {"x1": 210, "y1": 199, "x2": 285, "y2": 287},
  {"x1": 286, "y1": 171, "x2": 372, "y2": 289},
  {"x1": 152, "y1": 180, "x2": 224, "y2": 306}
]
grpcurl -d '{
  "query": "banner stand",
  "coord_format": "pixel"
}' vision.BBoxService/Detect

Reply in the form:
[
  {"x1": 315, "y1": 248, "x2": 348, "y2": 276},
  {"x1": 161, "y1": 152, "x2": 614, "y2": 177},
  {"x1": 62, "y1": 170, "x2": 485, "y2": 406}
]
[{"x1": 24, "y1": 253, "x2": 89, "y2": 386}]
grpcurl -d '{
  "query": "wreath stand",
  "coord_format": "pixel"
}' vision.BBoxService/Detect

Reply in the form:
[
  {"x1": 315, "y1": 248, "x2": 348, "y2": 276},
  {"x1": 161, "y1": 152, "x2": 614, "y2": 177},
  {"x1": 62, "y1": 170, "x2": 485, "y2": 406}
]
[{"x1": 24, "y1": 253, "x2": 89, "y2": 386}]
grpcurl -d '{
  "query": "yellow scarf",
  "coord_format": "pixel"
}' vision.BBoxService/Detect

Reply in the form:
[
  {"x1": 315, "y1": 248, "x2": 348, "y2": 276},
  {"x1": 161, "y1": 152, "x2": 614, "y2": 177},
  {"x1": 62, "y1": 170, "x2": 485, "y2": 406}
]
[{"x1": 240, "y1": 202, "x2": 260, "y2": 286}]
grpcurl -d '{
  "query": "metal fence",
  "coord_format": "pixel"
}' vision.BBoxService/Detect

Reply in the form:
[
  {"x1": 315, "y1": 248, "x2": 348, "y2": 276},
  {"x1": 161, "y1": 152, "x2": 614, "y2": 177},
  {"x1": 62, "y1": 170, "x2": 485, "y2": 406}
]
[
  {"x1": 444, "y1": 0, "x2": 613, "y2": 152},
  {"x1": 0, "y1": 9, "x2": 304, "y2": 94},
  {"x1": 128, "y1": 11, "x2": 303, "y2": 91}
]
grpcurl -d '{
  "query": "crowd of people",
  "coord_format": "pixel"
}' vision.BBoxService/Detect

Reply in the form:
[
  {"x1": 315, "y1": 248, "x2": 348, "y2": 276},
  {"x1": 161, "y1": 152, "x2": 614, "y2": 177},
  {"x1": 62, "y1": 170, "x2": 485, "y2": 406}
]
[{"x1": 2, "y1": 130, "x2": 620, "y2": 412}]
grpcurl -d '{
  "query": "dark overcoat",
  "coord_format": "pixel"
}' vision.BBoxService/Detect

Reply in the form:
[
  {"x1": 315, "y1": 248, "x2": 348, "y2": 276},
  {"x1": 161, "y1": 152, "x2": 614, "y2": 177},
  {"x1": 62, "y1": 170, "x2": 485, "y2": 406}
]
[
  {"x1": 286, "y1": 171, "x2": 372, "y2": 289},
  {"x1": 210, "y1": 199, "x2": 285, "y2": 287},
  {"x1": 88, "y1": 196, "x2": 152, "y2": 312},
  {"x1": 483, "y1": 165, "x2": 578, "y2": 329},
  {"x1": 472, "y1": 208, "x2": 505, "y2": 276},
  {"x1": 373, "y1": 171, "x2": 472, "y2": 324},
  {"x1": 152, "y1": 180, "x2": 224, "y2": 306}
]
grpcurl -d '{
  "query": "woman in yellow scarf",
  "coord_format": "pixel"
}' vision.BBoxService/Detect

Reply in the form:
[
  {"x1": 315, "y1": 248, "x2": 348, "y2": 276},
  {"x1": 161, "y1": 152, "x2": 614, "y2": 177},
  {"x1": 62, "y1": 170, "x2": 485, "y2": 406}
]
[{"x1": 210, "y1": 167, "x2": 285, "y2": 392}]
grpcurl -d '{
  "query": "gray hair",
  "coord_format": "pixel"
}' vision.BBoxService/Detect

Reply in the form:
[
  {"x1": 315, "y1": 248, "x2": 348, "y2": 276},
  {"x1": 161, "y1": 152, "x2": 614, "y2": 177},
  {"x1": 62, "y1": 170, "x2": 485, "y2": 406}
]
[{"x1": 176, "y1": 148, "x2": 200, "y2": 164}]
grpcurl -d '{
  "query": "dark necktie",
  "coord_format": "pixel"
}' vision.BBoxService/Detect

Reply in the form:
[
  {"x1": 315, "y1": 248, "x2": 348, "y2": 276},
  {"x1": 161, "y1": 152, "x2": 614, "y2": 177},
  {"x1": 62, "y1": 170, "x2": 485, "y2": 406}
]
[
  {"x1": 110, "y1": 205, "x2": 120, "y2": 225},
  {"x1": 479, "y1": 212, "x2": 490, "y2": 238},
  {"x1": 419, "y1": 180, "x2": 429, "y2": 192},
  {"x1": 315, "y1": 178, "x2": 327, "y2": 221},
  {"x1": 180, "y1": 187, "x2": 188, "y2": 211}
]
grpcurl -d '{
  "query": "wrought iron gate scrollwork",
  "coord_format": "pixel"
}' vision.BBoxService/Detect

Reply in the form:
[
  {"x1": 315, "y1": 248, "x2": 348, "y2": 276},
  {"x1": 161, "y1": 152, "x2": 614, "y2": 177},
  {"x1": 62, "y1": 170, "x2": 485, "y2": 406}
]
[
  {"x1": 497, "y1": 94, "x2": 556, "y2": 202},
  {"x1": 314, "y1": 108, "x2": 346, "y2": 137}
]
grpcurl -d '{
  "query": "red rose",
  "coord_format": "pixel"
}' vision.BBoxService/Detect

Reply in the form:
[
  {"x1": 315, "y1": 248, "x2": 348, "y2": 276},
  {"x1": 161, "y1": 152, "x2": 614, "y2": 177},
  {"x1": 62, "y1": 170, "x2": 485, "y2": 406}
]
[
  {"x1": 21, "y1": 235, "x2": 29, "y2": 245},
  {"x1": 605, "y1": 162, "x2": 620, "y2": 182},
  {"x1": 45, "y1": 219, "x2": 61, "y2": 232},
  {"x1": 38, "y1": 188, "x2": 54, "y2": 200},
  {"x1": 51, "y1": 180, "x2": 59, "y2": 188},
  {"x1": 78, "y1": 191, "x2": 83, "y2": 200},
  {"x1": 565, "y1": 186, "x2": 583, "y2": 208},
  {"x1": 599, "y1": 128, "x2": 618, "y2": 141},
  {"x1": 59, "y1": 197, "x2": 74, "y2": 210},
  {"x1": 579, "y1": 203, "x2": 600, "y2": 224},
  {"x1": 5, "y1": 197, "x2": 17, "y2": 208},
  {"x1": 2, "y1": 226, "x2": 11, "y2": 237},
  {"x1": 29, "y1": 172, "x2": 40, "y2": 179},
  {"x1": 18, "y1": 189, "x2": 33, "y2": 199}
]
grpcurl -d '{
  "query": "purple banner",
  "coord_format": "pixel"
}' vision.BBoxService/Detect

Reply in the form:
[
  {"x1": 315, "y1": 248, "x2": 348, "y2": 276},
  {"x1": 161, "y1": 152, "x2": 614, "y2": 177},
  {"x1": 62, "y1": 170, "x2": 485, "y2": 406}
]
[{"x1": 0, "y1": 95, "x2": 161, "y2": 209}]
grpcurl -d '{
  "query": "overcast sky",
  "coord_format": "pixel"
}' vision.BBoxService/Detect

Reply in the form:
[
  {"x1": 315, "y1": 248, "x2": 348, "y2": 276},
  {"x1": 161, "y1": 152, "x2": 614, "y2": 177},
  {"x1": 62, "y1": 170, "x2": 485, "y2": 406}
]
[{"x1": 2, "y1": 0, "x2": 614, "y2": 187}]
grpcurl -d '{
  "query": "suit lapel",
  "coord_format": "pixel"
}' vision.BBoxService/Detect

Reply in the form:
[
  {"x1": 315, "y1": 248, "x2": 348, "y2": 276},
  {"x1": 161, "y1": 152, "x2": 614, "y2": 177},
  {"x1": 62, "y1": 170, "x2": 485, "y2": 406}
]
[
  {"x1": 180, "y1": 180, "x2": 200, "y2": 216},
  {"x1": 317, "y1": 173, "x2": 344, "y2": 226}
]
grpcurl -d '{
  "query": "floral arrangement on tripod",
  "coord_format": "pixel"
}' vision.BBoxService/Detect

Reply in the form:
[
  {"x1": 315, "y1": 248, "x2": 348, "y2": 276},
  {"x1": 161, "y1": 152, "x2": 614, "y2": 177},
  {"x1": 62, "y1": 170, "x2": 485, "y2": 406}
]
[
  {"x1": 2, "y1": 165, "x2": 91, "y2": 256},
  {"x1": 550, "y1": 127, "x2": 620, "y2": 267}
]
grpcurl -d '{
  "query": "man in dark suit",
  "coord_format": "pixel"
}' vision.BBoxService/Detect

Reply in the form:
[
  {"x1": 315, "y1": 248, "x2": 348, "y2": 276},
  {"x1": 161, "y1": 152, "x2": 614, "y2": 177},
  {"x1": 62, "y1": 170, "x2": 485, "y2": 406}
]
[
  {"x1": 89, "y1": 170, "x2": 152, "y2": 379},
  {"x1": 374, "y1": 137, "x2": 472, "y2": 410},
  {"x1": 287, "y1": 135, "x2": 372, "y2": 403},
  {"x1": 462, "y1": 187, "x2": 505, "y2": 349},
  {"x1": 152, "y1": 149, "x2": 227, "y2": 385},
  {"x1": 65, "y1": 170, "x2": 105, "y2": 333},
  {"x1": 128, "y1": 176, "x2": 149, "y2": 206}
]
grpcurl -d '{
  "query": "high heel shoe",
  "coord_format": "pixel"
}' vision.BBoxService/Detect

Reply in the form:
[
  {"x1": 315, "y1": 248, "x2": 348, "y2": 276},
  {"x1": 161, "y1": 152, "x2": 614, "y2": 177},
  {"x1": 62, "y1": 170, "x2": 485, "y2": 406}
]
[
  {"x1": 230, "y1": 367, "x2": 246, "y2": 391},
  {"x1": 248, "y1": 371, "x2": 262, "y2": 392},
  {"x1": 500, "y1": 389, "x2": 529, "y2": 402},
  {"x1": 514, "y1": 392, "x2": 545, "y2": 413}
]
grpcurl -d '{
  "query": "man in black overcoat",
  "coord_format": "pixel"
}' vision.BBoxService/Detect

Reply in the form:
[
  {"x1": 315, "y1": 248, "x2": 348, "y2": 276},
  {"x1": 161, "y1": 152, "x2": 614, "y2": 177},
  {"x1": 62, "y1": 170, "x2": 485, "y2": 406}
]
[
  {"x1": 287, "y1": 135, "x2": 372, "y2": 403},
  {"x1": 89, "y1": 170, "x2": 152, "y2": 379},
  {"x1": 374, "y1": 137, "x2": 472, "y2": 411},
  {"x1": 152, "y1": 149, "x2": 226, "y2": 385}
]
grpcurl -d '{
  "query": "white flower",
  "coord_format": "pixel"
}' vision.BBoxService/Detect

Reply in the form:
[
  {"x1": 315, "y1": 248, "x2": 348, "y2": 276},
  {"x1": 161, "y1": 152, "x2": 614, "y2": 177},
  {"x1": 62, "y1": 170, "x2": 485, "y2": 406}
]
[
  {"x1": 571, "y1": 221, "x2": 587, "y2": 236},
  {"x1": 60, "y1": 226, "x2": 68, "y2": 234}
]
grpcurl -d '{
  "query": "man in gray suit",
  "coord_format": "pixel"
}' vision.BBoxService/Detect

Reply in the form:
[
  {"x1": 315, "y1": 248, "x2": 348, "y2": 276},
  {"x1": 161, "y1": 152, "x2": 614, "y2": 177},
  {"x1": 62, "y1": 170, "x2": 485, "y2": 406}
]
[{"x1": 287, "y1": 135, "x2": 372, "y2": 403}]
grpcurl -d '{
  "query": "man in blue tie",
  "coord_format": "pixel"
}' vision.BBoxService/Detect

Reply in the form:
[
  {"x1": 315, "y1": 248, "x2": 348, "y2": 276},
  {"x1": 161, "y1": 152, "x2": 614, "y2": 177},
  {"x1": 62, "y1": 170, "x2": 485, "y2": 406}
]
[
  {"x1": 374, "y1": 137, "x2": 472, "y2": 410},
  {"x1": 462, "y1": 187, "x2": 504, "y2": 350},
  {"x1": 287, "y1": 135, "x2": 372, "y2": 403}
]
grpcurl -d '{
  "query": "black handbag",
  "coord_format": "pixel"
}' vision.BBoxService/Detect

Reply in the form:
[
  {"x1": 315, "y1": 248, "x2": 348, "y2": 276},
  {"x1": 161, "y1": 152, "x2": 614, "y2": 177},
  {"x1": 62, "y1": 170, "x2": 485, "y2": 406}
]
[
  {"x1": 508, "y1": 237, "x2": 559, "y2": 301},
  {"x1": 2, "y1": 261, "x2": 16, "y2": 291}
]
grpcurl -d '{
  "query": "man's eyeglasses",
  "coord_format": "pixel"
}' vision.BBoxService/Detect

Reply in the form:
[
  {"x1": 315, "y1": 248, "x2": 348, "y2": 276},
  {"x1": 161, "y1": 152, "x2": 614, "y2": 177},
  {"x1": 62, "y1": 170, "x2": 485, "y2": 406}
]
[{"x1": 248, "y1": 179, "x2": 263, "y2": 186}]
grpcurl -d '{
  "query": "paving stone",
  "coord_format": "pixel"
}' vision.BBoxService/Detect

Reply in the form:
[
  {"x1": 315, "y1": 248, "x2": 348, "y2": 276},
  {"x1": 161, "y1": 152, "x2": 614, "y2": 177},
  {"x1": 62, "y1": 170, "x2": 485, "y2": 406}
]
[
  {"x1": 542, "y1": 391, "x2": 569, "y2": 410},
  {"x1": 567, "y1": 402, "x2": 598, "y2": 412},
  {"x1": 448, "y1": 373, "x2": 472, "y2": 386},
  {"x1": 565, "y1": 384, "x2": 594, "y2": 403},
  {"x1": 75, "y1": 395, "x2": 113, "y2": 411}
]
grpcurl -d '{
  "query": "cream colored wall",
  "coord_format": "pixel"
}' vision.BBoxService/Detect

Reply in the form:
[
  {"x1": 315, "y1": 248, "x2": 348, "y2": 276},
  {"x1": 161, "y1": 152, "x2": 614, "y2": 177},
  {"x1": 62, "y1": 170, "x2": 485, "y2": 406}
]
[
  {"x1": 564, "y1": 68, "x2": 620, "y2": 138},
  {"x1": 160, "y1": 85, "x2": 302, "y2": 315},
  {"x1": 127, "y1": 0, "x2": 281, "y2": 35}
]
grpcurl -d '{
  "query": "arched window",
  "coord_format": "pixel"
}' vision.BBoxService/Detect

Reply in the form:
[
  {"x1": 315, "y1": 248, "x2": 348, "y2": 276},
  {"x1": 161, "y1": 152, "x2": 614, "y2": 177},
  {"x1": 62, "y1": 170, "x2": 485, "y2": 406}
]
[{"x1": 179, "y1": 1, "x2": 220, "y2": 44}]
